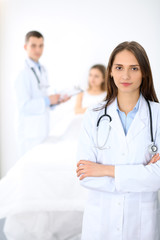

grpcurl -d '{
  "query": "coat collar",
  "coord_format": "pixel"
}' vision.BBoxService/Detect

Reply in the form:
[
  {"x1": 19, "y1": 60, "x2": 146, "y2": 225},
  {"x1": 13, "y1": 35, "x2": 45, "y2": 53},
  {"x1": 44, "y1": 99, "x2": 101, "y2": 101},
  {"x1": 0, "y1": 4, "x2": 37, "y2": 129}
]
[
  {"x1": 25, "y1": 57, "x2": 42, "y2": 72},
  {"x1": 106, "y1": 95, "x2": 148, "y2": 143}
]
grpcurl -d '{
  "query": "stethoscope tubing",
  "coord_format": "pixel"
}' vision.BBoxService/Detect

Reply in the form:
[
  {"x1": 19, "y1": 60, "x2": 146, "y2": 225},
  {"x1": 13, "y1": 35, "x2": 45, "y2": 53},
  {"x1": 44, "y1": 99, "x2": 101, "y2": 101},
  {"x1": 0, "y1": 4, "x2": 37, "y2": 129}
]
[
  {"x1": 146, "y1": 99, "x2": 153, "y2": 142},
  {"x1": 96, "y1": 98, "x2": 157, "y2": 153},
  {"x1": 31, "y1": 67, "x2": 40, "y2": 84},
  {"x1": 25, "y1": 60, "x2": 40, "y2": 85},
  {"x1": 97, "y1": 107, "x2": 112, "y2": 127}
]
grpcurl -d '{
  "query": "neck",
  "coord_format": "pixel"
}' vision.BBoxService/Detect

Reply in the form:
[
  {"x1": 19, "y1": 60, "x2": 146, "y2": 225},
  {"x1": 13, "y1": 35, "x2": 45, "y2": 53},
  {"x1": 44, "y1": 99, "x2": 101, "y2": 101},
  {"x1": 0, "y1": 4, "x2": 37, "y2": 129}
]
[
  {"x1": 89, "y1": 86, "x2": 102, "y2": 93},
  {"x1": 29, "y1": 57, "x2": 39, "y2": 63},
  {"x1": 117, "y1": 91, "x2": 140, "y2": 115}
]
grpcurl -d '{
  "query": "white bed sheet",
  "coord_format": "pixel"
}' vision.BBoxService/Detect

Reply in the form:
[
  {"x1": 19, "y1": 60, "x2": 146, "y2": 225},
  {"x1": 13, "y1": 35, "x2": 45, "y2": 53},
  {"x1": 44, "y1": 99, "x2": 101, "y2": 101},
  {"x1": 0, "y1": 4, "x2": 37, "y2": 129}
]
[
  {"x1": 0, "y1": 97, "x2": 88, "y2": 219},
  {"x1": 0, "y1": 95, "x2": 103, "y2": 239}
]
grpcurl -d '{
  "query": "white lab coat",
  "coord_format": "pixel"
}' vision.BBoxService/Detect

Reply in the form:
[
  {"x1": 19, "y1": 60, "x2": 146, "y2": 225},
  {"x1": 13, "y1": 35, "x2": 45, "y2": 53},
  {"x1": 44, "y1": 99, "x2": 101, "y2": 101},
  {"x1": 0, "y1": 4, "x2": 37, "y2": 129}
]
[
  {"x1": 15, "y1": 58, "x2": 50, "y2": 156},
  {"x1": 77, "y1": 95, "x2": 160, "y2": 240}
]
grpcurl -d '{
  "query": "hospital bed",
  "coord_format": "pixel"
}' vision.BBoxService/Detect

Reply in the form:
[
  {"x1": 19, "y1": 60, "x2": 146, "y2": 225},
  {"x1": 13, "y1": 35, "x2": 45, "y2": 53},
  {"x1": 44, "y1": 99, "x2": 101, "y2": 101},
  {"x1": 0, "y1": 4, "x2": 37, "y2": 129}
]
[{"x1": 0, "y1": 97, "x2": 87, "y2": 240}]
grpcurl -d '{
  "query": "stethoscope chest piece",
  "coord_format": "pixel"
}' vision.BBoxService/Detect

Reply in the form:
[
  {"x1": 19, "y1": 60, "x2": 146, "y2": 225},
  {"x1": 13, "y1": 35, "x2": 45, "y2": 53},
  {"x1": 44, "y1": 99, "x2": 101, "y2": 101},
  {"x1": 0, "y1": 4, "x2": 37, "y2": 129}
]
[
  {"x1": 148, "y1": 142, "x2": 158, "y2": 155},
  {"x1": 146, "y1": 100, "x2": 158, "y2": 155}
]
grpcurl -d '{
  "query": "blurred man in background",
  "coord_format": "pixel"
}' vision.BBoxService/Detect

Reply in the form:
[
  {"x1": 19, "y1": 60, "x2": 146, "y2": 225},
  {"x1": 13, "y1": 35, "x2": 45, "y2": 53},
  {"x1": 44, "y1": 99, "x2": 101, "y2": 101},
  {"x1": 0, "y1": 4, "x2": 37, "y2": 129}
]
[{"x1": 15, "y1": 31, "x2": 68, "y2": 156}]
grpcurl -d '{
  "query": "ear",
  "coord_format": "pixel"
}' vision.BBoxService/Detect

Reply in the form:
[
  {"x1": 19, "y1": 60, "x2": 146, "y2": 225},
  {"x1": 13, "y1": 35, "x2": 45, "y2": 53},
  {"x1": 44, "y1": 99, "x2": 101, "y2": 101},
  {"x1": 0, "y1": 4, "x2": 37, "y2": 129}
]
[{"x1": 24, "y1": 44, "x2": 27, "y2": 50}]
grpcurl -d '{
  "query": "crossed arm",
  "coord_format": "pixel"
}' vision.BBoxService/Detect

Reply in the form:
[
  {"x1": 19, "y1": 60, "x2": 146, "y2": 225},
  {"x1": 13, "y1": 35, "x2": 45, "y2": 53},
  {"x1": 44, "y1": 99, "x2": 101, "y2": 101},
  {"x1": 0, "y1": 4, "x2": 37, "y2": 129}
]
[{"x1": 76, "y1": 153, "x2": 160, "y2": 180}]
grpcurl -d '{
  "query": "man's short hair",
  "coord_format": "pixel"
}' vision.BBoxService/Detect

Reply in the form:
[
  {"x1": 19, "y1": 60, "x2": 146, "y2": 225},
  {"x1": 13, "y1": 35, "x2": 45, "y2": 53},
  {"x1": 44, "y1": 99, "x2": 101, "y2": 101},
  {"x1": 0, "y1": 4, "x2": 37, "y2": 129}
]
[{"x1": 25, "y1": 31, "x2": 44, "y2": 43}]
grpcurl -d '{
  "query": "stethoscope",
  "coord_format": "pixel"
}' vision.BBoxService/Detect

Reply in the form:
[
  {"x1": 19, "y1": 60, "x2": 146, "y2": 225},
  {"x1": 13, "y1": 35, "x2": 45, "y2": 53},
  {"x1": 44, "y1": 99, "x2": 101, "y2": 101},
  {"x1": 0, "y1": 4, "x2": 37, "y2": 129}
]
[
  {"x1": 25, "y1": 60, "x2": 49, "y2": 89},
  {"x1": 96, "y1": 99, "x2": 158, "y2": 155}
]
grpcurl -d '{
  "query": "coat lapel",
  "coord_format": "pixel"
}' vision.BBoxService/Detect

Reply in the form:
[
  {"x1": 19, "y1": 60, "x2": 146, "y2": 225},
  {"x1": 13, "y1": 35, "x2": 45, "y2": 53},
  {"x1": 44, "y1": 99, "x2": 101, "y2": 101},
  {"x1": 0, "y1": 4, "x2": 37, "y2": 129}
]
[
  {"x1": 107, "y1": 99, "x2": 126, "y2": 140},
  {"x1": 126, "y1": 96, "x2": 148, "y2": 143},
  {"x1": 107, "y1": 96, "x2": 148, "y2": 143}
]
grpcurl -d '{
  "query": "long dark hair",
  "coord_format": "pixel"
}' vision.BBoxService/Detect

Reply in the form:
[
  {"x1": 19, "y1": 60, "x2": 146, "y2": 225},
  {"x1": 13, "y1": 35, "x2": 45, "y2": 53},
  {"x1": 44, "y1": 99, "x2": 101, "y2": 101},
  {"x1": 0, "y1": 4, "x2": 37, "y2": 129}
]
[{"x1": 104, "y1": 41, "x2": 159, "y2": 108}]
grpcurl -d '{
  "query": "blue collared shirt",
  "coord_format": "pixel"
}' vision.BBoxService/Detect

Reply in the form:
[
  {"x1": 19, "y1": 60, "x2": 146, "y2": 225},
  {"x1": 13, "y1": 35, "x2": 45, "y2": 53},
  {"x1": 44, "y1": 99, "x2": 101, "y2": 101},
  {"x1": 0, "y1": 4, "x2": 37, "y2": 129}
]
[
  {"x1": 116, "y1": 97, "x2": 140, "y2": 135},
  {"x1": 28, "y1": 57, "x2": 41, "y2": 71}
]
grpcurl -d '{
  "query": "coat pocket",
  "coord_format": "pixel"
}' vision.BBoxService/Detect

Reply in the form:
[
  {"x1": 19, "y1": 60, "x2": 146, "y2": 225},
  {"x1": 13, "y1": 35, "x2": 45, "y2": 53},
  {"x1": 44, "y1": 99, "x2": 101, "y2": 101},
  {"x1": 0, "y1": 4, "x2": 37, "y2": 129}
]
[
  {"x1": 140, "y1": 202, "x2": 159, "y2": 240},
  {"x1": 82, "y1": 204, "x2": 101, "y2": 240}
]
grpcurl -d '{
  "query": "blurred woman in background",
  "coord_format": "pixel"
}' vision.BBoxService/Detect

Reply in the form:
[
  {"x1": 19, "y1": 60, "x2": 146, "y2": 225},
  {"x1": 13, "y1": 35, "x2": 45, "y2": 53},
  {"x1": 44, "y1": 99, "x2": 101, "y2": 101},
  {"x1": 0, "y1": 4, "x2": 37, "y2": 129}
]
[{"x1": 75, "y1": 64, "x2": 106, "y2": 114}]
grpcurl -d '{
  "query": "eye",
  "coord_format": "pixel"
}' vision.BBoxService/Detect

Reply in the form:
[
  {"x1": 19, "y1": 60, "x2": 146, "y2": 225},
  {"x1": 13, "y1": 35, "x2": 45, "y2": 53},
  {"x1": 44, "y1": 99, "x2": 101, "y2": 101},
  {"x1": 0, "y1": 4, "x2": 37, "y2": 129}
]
[
  {"x1": 116, "y1": 66, "x2": 123, "y2": 70},
  {"x1": 131, "y1": 67, "x2": 139, "y2": 71},
  {"x1": 94, "y1": 75, "x2": 99, "y2": 78}
]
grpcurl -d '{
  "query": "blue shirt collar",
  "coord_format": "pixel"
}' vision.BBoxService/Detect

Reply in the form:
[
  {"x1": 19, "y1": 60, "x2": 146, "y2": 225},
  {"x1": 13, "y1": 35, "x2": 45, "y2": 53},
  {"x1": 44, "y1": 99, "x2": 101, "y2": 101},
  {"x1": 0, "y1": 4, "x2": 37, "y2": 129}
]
[{"x1": 26, "y1": 57, "x2": 41, "y2": 70}]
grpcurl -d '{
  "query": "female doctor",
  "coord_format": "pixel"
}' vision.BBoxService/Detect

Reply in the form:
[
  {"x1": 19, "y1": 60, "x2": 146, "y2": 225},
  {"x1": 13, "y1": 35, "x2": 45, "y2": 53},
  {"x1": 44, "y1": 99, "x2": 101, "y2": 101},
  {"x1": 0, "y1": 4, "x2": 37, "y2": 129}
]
[{"x1": 76, "y1": 41, "x2": 160, "y2": 240}]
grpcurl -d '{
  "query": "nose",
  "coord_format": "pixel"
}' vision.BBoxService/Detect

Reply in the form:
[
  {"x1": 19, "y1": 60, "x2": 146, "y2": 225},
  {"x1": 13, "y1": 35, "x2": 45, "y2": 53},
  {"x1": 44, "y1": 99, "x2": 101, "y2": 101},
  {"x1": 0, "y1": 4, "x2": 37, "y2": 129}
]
[
  {"x1": 122, "y1": 69, "x2": 130, "y2": 80},
  {"x1": 37, "y1": 47, "x2": 42, "y2": 52}
]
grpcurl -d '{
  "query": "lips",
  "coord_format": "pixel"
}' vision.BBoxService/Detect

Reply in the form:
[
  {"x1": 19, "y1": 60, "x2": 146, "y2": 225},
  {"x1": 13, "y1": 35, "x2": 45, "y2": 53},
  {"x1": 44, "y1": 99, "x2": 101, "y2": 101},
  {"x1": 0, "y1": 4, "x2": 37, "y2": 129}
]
[{"x1": 121, "y1": 82, "x2": 132, "y2": 87}]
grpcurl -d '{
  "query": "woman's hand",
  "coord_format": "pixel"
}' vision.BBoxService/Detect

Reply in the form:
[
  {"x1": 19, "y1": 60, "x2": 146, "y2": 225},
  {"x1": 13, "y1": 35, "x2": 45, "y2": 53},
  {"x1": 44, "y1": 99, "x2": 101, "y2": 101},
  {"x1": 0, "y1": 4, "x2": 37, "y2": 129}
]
[
  {"x1": 76, "y1": 160, "x2": 115, "y2": 180},
  {"x1": 147, "y1": 153, "x2": 160, "y2": 165}
]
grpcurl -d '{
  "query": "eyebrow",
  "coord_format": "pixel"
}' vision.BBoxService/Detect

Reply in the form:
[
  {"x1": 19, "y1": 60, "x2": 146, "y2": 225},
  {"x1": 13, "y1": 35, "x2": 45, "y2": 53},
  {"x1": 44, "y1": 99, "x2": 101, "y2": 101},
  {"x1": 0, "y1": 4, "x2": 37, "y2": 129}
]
[{"x1": 113, "y1": 64, "x2": 140, "y2": 66}]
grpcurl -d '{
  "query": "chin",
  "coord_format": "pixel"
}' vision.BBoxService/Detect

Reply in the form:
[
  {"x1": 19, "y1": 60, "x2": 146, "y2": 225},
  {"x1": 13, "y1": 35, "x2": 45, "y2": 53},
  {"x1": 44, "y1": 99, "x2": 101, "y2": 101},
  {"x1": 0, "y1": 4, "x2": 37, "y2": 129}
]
[{"x1": 119, "y1": 88, "x2": 133, "y2": 93}]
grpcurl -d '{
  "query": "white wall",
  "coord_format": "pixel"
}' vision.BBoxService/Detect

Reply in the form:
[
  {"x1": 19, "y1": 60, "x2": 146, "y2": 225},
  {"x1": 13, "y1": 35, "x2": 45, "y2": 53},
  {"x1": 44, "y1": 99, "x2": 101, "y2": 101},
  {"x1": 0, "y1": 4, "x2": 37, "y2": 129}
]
[{"x1": 0, "y1": 0, "x2": 160, "y2": 176}]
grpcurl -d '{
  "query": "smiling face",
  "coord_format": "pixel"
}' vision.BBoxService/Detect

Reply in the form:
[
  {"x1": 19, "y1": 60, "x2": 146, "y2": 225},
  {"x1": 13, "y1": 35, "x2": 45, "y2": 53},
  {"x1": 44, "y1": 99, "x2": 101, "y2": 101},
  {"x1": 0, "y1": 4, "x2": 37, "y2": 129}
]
[
  {"x1": 24, "y1": 36, "x2": 44, "y2": 62},
  {"x1": 111, "y1": 50, "x2": 142, "y2": 95}
]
